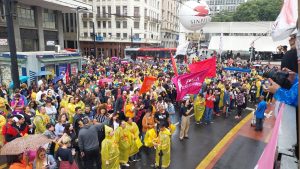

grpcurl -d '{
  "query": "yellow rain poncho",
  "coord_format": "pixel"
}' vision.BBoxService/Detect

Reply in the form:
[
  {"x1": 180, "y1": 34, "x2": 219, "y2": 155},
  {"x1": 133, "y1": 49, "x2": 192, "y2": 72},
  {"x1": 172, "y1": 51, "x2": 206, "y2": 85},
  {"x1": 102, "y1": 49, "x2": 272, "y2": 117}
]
[
  {"x1": 33, "y1": 110, "x2": 50, "y2": 134},
  {"x1": 154, "y1": 128, "x2": 171, "y2": 168},
  {"x1": 127, "y1": 122, "x2": 142, "y2": 156},
  {"x1": 217, "y1": 83, "x2": 225, "y2": 108},
  {"x1": 101, "y1": 125, "x2": 120, "y2": 169},
  {"x1": 67, "y1": 103, "x2": 76, "y2": 123},
  {"x1": 124, "y1": 103, "x2": 135, "y2": 118},
  {"x1": 194, "y1": 95, "x2": 205, "y2": 122},
  {"x1": 144, "y1": 128, "x2": 157, "y2": 147},
  {"x1": 256, "y1": 80, "x2": 261, "y2": 98},
  {"x1": 115, "y1": 125, "x2": 132, "y2": 164},
  {"x1": 0, "y1": 97, "x2": 9, "y2": 114},
  {"x1": 0, "y1": 114, "x2": 6, "y2": 145},
  {"x1": 75, "y1": 101, "x2": 85, "y2": 111}
]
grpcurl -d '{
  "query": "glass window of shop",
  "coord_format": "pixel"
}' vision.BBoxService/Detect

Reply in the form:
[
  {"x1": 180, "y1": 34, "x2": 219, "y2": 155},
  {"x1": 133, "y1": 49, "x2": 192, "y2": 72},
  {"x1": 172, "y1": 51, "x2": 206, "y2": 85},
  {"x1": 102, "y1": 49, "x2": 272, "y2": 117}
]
[
  {"x1": 43, "y1": 9, "x2": 57, "y2": 29},
  {"x1": 17, "y1": 5, "x2": 35, "y2": 27}
]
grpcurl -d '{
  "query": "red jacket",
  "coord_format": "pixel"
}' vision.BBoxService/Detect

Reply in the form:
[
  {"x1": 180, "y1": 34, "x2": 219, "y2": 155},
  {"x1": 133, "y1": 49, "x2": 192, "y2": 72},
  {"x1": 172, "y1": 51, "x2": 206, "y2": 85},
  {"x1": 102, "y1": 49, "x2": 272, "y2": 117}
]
[{"x1": 2, "y1": 123, "x2": 21, "y2": 143}]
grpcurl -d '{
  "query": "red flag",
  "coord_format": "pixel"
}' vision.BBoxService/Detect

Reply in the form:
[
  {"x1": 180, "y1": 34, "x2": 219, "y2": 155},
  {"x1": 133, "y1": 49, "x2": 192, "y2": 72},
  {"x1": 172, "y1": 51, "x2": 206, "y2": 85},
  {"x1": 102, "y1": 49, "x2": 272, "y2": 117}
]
[
  {"x1": 65, "y1": 65, "x2": 70, "y2": 84},
  {"x1": 188, "y1": 57, "x2": 216, "y2": 77},
  {"x1": 139, "y1": 76, "x2": 157, "y2": 94},
  {"x1": 172, "y1": 69, "x2": 209, "y2": 101},
  {"x1": 170, "y1": 51, "x2": 178, "y2": 76}
]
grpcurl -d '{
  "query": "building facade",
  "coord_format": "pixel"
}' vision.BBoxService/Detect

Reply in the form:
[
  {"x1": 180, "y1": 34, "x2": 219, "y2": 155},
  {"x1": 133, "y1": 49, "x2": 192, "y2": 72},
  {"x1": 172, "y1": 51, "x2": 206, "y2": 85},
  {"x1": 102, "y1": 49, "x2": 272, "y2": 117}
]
[
  {"x1": 71, "y1": 0, "x2": 180, "y2": 58},
  {"x1": 206, "y1": 0, "x2": 248, "y2": 14},
  {"x1": 160, "y1": 0, "x2": 180, "y2": 48},
  {"x1": 0, "y1": 0, "x2": 90, "y2": 86}
]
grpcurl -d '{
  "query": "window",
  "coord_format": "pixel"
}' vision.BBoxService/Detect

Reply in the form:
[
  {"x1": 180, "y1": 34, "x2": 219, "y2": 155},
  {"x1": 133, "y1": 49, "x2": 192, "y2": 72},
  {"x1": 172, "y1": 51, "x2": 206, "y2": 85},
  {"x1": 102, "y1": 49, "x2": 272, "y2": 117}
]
[
  {"x1": 116, "y1": 6, "x2": 121, "y2": 15},
  {"x1": 17, "y1": 5, "x2": 35, "y2": 27},
  {"x1": 134, "y1": 22, "x2": 139, "y2": 29},
  {"x1": 97, "y1": 21, "x2": 101, "y2": 28},
  {"x1": 134, "y1": 7, "x2": 139, "y2": 16},
  {"x1": 116, "y1": 33, "x2": 121, "y2": 38},
  {"x1": 123, "y1": 6, "x2": 127, "y2": 16},
  {"x1": 102, "y1": 6, "x2": 106, "y2": 16},
  {"x1": 103, "y1": 33, "x2": 106, "y2": 37},
  {"x1": 134, "y1": 33, "x2": 139, "y2": 38},
  {"x1": 144, "y1": 9, "x2": 147, "y2": 16},
  {"x1": 97, "y1": 6, "x2": 100, "y2": 15},
  {"x1": 116, "y1": 21, "x2": 121, "y2": 28},
  {"x1": 84, "y1": 32, "x2": 88, "y2": 37},
  {"x1": 108, "y1": 6, "x2": 111, "y2": 17},
  {"x1": 108, "y1": 21, "x2": 111, "y2": 28},
  {"x1": 144, "y1": 23, "x2": 147, "y2": 29},
  {"x1": 123, "y1": 21, "x2": 127, "y2": 28},
  {"x1": 123, "y1": 33, "x2": 127, "y2": 38},
  {"x1": 103, "y1": 21, "x2": 106, "y2": 28},
  {"x1": 43, "y1": 9, "x2": 57, "y2": 29},
  {"x1": 83, "y1": 21, "x2": 87, "y2": 28},
  {"x1": 89, "y1": 21, "x2": 94, "y2": 28},
  {"x1": 145, "y1": 0, "x2": 147, "y2": 3}
]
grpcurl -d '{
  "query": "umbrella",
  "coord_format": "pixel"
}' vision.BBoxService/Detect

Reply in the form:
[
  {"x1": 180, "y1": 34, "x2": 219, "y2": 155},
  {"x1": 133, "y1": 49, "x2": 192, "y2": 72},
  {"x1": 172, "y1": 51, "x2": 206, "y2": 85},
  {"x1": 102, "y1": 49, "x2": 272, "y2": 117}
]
[
  {"x1": 253, "y1": 64, "x2": 262, "y2": 67},
  {"x1": 100, "y1": 78, "x2": 113, "y2": 83},
  {"x1": 37, "y1": 71, "x2": 52, "y2": 76},
  {"x1": 52, "y1": 75, "x2": 64, "y2": 83},
  {"x1": 0, "y1": 134, "x2": 52, "y2": 155},
  {"x1": 121, "y1": 61, "x2": 128, "y2": 64},
  {"x1": 9, "y1": 76, "x2": 29, "y2": 88}
]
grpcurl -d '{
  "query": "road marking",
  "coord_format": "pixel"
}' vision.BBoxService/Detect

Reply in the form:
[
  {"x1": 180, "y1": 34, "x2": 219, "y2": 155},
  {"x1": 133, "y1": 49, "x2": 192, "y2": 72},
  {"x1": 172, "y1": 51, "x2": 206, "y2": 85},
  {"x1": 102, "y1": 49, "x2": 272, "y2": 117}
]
[{"x1": 196, "y1": 112, "x2": 253, "y2": 169}]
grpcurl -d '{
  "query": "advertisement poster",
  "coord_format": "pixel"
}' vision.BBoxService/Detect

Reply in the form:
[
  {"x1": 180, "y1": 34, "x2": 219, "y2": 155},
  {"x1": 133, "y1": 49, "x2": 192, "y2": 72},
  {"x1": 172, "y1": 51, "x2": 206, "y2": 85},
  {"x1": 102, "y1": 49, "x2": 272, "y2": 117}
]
[
  {"x1": 58, "y1": 65, "x2": 67, "y2": 75},
  {"x1": 71, "y1": 63, "x2": 78, "y2": 75}
]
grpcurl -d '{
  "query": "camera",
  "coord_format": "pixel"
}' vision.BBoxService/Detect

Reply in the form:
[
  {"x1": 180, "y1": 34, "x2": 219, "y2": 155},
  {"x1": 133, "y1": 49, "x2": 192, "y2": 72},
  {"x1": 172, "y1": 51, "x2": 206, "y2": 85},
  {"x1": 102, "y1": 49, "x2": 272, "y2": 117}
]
[{"x1": 263, "y1": 70, "x2": 292, "y2": 89}]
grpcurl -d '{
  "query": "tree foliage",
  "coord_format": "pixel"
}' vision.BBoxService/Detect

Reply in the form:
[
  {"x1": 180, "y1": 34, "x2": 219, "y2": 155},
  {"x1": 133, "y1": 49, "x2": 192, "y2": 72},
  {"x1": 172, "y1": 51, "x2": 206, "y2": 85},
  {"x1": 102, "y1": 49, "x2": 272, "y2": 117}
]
[{"x1": 211, "y1": 0, "x2": 283, "y2": 22}]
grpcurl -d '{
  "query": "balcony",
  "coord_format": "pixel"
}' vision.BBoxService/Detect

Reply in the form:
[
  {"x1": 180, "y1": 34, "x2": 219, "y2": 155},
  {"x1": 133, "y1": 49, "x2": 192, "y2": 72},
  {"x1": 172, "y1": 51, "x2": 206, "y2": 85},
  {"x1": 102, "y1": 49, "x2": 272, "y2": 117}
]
[
  {"x1": 88, "y1": 13, "x2": 93, "y2": 18},
  {"x1": 96, "y1": 14, "x2": 111, "y2": 20},
  {"x1": 115, "y1": 14, "x2": 127, "y2": 20},
  {"x1": 144, "y1": 16, "x2": 150, "y2": 21}
]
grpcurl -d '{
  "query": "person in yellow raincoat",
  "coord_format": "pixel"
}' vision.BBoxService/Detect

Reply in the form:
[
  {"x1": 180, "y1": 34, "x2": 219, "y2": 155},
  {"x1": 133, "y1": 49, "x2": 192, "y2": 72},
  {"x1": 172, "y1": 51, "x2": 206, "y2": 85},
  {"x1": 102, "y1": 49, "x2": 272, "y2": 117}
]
[
  {"x1": 0, "y1": 111, "x2": 6, "y2": 146},
  {"x1": 59, "y1": 94, "x2": 70, "y2": 109},
  {"x1": 153, "y1": 122, "x2": 171, "y2": 168},
  {"x1": 127, "y1": 118, "x2": 142, "y2": 161},
  {"x1": 75, "y1": 97, "x2": 85, "y2": 110},
  {"x1": 256, "y1": 79, "x2": 262, "y2": 99},
  {"x1": 217, "y1": 81, "x2": 225, "y2": 108},
  {"x1": 67, "y1": 97, "x2": 76, "y2": 123},
  {"x1": 194, "y1": 93, "x2": 205, "y2": 124},
  {"x1": 0, "y1": 96, "x2": 9, "y2": 115},
  {"x1": 33, "y1": 106, "x2": 50, "y2": 134},
  {"x1": 101, "y1": 125, "x2": 120, "y2": 169},
  {"x1": 115, "y1": 120, "x2": 132, "y2": 167},
  {"x1": 124, "y1": 98, "x2": 135, "y2": 118}
]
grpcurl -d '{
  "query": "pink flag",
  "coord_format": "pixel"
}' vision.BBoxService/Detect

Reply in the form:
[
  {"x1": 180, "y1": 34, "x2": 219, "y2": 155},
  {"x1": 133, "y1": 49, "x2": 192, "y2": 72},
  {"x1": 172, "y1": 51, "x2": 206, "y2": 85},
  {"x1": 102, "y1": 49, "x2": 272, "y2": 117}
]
[
  {"x1": 172, "y1": 70, "x2": 208, "y2": 101},
  {"x1": 255, "y1": 104, "x2": 285, "y2": 169},
  {"x1": 188, "y1": 57, "x2": 216, "y2": 77}
]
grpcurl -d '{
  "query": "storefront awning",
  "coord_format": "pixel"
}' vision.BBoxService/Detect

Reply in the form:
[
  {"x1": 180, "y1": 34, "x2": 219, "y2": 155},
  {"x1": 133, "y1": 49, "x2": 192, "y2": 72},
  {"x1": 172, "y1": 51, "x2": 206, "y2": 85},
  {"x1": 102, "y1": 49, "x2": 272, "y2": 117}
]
[{"x1": 208, "y1": 36, "x2": 289, "y2": 52}]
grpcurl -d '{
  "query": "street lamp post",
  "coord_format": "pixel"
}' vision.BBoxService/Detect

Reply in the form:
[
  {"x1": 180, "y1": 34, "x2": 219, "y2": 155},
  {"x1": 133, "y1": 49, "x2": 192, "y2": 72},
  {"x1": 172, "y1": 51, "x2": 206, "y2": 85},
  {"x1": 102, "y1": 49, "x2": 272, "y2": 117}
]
[
  {"x1": 76, "y1": 6, "x2": 88, "y2": 54},
  {"x1": 4, "y1": 0, "x2": 20, "y2": 89}
]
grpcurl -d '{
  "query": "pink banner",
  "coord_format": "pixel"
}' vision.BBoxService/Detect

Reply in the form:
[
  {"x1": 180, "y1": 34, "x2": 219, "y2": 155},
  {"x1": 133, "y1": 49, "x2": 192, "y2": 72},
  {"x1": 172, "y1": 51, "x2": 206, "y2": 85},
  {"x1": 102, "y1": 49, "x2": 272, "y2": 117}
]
[
  {"x1": 255, "y1": 104, "x2": 285, "y2": 169},
  {"x1": 172, "y1": 70, "x2": 208, "y2": 101}
]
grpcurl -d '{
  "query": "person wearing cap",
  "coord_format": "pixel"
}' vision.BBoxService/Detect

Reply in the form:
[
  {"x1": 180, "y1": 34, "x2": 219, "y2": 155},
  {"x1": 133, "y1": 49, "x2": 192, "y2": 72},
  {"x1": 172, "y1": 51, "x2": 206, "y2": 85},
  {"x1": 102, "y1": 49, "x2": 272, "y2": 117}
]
[
  {"x1": 153, "y1": 122, "x2": 171, "y2": 168},
  {"x1": 12, "y1": 114, "x2": 28, "y2": 137},
  {"x1": 101, "y1": 125, "x2": 120, "y2": 169},
  {"x1": 78, "y1": 116, "x2": 110, "y2": 169},
  {"x1": 2, "y1": 114, "x2": 21, "y2": 143}
]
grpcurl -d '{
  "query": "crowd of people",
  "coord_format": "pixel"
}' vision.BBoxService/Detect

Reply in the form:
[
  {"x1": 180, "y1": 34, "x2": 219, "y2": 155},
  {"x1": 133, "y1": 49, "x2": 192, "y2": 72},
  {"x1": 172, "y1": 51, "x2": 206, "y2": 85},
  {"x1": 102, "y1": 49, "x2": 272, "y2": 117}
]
[{"x1": 0, "y1": 49, "x2": 294, "y2": 169}]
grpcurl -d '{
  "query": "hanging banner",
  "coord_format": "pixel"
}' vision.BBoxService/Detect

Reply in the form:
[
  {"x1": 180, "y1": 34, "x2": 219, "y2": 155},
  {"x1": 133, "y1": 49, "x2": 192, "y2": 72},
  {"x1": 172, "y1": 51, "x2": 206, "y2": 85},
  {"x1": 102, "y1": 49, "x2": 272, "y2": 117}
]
[{"x1": 71, "y1": 63, "x2": 78, "y2": 75}]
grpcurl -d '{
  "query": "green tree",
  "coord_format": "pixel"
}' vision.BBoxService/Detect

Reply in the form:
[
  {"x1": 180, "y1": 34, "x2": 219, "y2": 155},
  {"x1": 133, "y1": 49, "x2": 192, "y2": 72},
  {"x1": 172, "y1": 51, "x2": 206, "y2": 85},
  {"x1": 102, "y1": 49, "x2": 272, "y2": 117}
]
[{"x1": 211, "y1": 0, "x2": 282, "y2": 22}]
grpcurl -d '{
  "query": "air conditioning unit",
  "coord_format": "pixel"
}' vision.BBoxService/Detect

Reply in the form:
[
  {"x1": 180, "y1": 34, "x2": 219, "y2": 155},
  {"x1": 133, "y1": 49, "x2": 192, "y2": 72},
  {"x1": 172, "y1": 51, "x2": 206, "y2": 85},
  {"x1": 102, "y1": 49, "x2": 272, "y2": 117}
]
[{"x1": 55, "y1": 45, "x2": 61, "y2": 53}]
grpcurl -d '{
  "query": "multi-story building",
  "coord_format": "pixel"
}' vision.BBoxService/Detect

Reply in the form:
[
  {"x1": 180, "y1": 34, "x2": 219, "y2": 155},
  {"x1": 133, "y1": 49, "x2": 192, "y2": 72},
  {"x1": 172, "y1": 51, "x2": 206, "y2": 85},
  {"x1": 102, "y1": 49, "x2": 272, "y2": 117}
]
[
  {"x1": 206, "y1": 0, "x2": 248, "y2": 14},
  {"x1": 0, "y1": 0, "x2": 91, "y2": 85},
  {"x1": 160, "y1": 0, "x2": 180, "y2": 48},
  {"x1": 75, "y1": 0, "x2": 162, "y2": 58}
]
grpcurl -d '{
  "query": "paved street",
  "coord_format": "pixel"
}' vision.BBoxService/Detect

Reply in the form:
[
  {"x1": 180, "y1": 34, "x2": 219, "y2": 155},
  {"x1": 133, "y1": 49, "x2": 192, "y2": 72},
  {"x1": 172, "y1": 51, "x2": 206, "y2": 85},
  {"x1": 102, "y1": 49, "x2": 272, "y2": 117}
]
[{"x1": 127, "y1": 109, "x2": 254, "y2": 169}]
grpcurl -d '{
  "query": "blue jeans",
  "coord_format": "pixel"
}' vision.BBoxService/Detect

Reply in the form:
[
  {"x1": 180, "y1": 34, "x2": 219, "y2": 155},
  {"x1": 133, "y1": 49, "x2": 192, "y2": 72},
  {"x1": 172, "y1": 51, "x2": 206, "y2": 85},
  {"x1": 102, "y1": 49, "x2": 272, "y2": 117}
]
[
  {"x1": 204, "y1": 107, "x2": 213, "y2": 123},
  {"x1": 169, "y1": 114, "x2": 176, "y2": 123}
]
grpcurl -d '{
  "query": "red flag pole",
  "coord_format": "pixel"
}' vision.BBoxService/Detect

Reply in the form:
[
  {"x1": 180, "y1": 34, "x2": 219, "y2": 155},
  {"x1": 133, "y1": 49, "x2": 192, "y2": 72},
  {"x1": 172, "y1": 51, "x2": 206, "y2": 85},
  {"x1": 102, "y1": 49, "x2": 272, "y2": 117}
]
[{"x1": 170, "y1": 51, "x2": 178, "y2": 76}]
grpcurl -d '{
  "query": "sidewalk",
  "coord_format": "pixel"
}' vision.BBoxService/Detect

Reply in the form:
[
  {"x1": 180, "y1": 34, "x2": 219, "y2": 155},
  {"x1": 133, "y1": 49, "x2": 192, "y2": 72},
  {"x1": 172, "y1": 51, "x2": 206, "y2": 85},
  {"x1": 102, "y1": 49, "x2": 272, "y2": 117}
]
[{"x1": 204, "y1": 104, "x2": 275, "y2": 169}]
